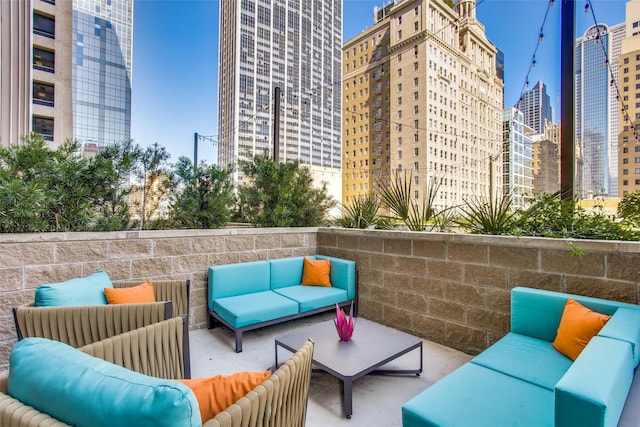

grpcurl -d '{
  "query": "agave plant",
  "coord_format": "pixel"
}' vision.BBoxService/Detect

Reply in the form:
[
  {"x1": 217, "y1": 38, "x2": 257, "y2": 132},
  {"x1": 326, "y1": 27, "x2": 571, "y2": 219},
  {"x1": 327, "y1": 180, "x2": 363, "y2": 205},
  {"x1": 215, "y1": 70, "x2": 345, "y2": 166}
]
[
  {"x1": 334, "y1": 302, "x2": 356, "y2": 341},
  {"x1": 336, "y1": 193, "x2": 390, "y2": 229},
  {"x1": 455, "y1": 193, "x2": 517, "y2": 235},
  {"x1": 377, "y1": 170, "x2": 441, "y2": 231}
]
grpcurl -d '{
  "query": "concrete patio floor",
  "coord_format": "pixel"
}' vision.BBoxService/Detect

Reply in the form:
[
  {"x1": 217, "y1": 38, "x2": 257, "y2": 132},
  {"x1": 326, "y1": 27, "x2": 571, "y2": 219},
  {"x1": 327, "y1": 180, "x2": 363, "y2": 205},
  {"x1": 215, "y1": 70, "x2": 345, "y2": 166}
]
[{"x1": 190, "y1": 312, "x2": 472, "y2": 427}]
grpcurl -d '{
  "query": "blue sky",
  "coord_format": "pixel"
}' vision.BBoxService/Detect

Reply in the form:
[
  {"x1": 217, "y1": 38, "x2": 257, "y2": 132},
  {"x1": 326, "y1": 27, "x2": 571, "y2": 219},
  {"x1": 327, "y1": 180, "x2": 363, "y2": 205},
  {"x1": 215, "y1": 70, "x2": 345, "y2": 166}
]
[{"x1": 130, "y1": 0, "x2": 628, "y2": 164}]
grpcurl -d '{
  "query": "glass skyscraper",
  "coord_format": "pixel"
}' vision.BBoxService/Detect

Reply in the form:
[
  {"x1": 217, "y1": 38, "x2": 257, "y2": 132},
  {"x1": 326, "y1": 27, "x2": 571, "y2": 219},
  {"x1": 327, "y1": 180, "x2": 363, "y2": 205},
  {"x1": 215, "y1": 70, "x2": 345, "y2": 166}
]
[
  {"x1": 576, "y1": 23, "x2": 624, "y2": 198},
  {"x1": 515, "y1": 80, "x2": 553, "y2": 135},
  {"x1": 217, "y1": 0, "x2": 342, "y2": 183},
  {"x1": 72, "y1": 0, "x2": 133, "y2": 148}
]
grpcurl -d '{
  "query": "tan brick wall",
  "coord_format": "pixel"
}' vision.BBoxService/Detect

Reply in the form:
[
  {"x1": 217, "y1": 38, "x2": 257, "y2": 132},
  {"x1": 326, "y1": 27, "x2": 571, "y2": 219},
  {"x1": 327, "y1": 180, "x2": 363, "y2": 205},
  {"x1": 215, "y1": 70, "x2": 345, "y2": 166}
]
[
  {"x1": 0, "y1": 228, "x2": 318, "y2": 371},
  {"x1": 1, "y1": 227, "x2": 638, "y2": 372},
  {"x1": 318, "y1": 229, "x2": 640, "y2": 355}
]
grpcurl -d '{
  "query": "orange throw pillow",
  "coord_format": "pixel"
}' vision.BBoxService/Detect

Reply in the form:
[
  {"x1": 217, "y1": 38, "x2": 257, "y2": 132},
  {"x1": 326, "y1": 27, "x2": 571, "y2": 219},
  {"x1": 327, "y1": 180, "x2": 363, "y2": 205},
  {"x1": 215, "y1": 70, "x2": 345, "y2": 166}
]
[
  {"x1": 301, "y1": 257, "x2": 331, "y2": 287},
  {"x1": 176, "y1": 371, "x2": 271, "y2": 423},
  {"x1": 103, "y1": 280, "x2": 155, "y2": 304},
  {"x1": 552, "y1": 298, "x2": 611, "y2": 361}
]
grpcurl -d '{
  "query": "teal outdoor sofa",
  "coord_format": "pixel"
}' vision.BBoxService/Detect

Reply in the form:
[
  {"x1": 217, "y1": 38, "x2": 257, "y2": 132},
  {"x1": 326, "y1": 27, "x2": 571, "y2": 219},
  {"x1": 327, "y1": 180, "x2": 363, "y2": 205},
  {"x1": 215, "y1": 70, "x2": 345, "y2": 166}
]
[
  {"x1": 207, "y1": 255, "x2": 356, "y2": 352},
  {"x1": 402, "y1": 287, "x2": 640, "y2": 427}
]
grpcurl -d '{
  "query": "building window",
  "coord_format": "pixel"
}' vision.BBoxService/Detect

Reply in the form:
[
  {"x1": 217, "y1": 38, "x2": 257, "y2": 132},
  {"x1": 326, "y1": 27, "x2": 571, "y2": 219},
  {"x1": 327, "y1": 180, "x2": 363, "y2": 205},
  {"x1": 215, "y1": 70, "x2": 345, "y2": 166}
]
[
  {"x1": 414, "y1": 62, "x2": 419, "y2": 71},
  {"x1": 414, "y1": 22, "x2": 419, "y2": 31},
  {"x1": 414, "y1": 7, "x2": 418, "y2": 16},
  {"x1": 33, "y1": 13, "x2": 55, "y2": 38},
  {"x1": 414, "y1": 91, "x2": 419, "y2": 100},
  {"x1": 623, "y1": 180, "x2": 629, "y2": 185},
  {"x1": 33, "y1": 47, "x2": 55, "y2": 72},
  {"x1": 398, "y1": 30, "x2": 402, "y2": 40},
  {"x1": 33, "y1": 116, "x2": 54, "y2": 141},
  {"x1": 33, "y1": 82, "x2": 54, "y2": 106},
  {"x1": 414, "y1": 190, "x2": 419, "y2": 199}
]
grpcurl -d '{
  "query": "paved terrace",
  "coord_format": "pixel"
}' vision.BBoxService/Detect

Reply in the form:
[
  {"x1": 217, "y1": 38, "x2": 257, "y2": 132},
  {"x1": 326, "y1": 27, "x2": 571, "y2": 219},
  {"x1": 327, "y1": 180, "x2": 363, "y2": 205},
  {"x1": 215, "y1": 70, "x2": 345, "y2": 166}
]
[{"x1": 192, "y1": 311, "x2": 472, "y2": 427}]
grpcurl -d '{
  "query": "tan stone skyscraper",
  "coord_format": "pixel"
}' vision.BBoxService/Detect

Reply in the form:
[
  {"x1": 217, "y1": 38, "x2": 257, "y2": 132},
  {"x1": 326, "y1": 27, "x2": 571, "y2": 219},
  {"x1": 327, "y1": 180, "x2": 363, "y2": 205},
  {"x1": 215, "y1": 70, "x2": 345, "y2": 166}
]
[
  {"x1": 1, "y1": 0, "x2": 73, "y2": 148},
  {"x1": 618, "y1": 0, "x2": 640, "y2": 196},
  {"x1": 342, "y1": 0, "x2": 503, "y2": 209}
]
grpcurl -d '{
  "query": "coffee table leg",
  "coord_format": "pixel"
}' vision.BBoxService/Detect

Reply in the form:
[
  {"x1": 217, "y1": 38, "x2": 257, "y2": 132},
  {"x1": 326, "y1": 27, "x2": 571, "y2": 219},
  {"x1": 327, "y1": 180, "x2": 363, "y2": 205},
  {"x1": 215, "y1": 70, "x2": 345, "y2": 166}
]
[{"x1": 343, "y1": 378, "x2": 353, "y2": 419}]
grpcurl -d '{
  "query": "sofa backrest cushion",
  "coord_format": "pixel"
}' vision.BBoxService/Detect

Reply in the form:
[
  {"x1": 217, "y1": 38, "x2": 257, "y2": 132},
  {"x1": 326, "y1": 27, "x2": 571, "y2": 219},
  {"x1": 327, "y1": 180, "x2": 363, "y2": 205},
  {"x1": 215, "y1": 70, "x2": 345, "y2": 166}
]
[
  {"x1": 316, "y1": 255, "x2": 357, "y2": 299},
  {"x1": 8, "y1": 338, "x2": 201, "y2": 427},
  {"x1": 269, "y1": 257, "x2": 305, "y2": 289},
  {"x1": 34, "y1": 270, "x2": 113, "y2": 307},
  {"x1": 511, "y1": 287, "x2": 636, "y2": 342},
  {"x1": 598, "y1": 308, "x2": 640, "y2": 367},
  {"x1": 208, "y1": 261, "x2": 270, "y2": 300},
  {"x1": 552, "y1": 298, "x2": 611, "y2": 361}
]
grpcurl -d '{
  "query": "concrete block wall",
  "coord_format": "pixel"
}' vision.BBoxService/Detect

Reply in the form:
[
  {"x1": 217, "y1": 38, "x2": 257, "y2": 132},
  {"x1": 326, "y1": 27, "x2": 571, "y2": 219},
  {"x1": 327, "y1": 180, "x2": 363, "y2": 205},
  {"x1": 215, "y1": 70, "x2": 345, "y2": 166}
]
[
  {"x1": 0, "y1": 228, "x2": 317, "y2": 371},
  {"x1": 317, "y1": 228, "x2": 640, "y2": 355},
  {"x1": 1, "y1": 227, "x2": 638, "y2": 371}
]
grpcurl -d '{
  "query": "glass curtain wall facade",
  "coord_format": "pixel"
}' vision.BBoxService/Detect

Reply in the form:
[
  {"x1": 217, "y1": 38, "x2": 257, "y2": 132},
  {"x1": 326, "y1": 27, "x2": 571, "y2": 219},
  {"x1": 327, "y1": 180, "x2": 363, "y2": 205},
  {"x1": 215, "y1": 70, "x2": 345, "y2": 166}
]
[
  {"x1": 217, "y1": 0, "x2": 342, "y2": 181},
  {"x1": 502, "y1": 108, "x2": 533, "y2": 209},
  {"x1": 575, "y1": 23, "x2": 624, "y2": 198},
  {"x1": 72, "y1": 0, "x2": 133, "y2": 148}
]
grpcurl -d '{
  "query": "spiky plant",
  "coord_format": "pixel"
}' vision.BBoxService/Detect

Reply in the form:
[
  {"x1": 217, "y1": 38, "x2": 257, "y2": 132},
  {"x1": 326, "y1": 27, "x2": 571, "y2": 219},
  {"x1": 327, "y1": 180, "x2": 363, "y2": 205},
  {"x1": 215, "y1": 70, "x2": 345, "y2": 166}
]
[
  {"x1": 336, "y1": 193, "x2": 390, "y2": 229},
  {"x1": 455, "y1": 193, "x2": 517, "y2": 235}
]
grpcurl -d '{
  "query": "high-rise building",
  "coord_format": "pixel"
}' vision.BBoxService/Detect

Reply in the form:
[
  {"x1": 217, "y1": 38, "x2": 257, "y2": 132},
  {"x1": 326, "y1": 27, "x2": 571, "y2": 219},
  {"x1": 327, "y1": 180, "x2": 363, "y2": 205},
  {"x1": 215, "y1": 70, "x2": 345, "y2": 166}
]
[
  {"x1": 0, "y1": 0, "x2": 132, "y2": 148},
  {"x1": 1, "y1": 0, "x2": 73, "y2": 147},
  {"x1": 502, "y1": 108, "x2": 534, "y2": 208},
  {"x1": 72, "y1": 0, "x2": 133, "y2": 148},
  {"x1": 531, "y1": 122, "x2": 560, "y2": 195},
  {"x1": 618, "y1": 0, "x2": 640, "y2": 196},
  {"x1": 341, "y1": 0, "x2": 504, "y2": 209},
  {"x1": 515, "y1": 80, "x2": 553, "y2": 134},
  {"x1": 217, "y1": 0, "x2": 343, "y2": 193},
  {"x1": 576, "y1": 22, "x2": 625, "y2": 198}
]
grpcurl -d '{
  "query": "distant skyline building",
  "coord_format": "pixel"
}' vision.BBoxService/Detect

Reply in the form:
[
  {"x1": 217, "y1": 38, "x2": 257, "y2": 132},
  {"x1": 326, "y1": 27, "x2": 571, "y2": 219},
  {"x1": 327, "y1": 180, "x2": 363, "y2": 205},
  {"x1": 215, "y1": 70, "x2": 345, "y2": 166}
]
[
  {"x1": 502, "y1": 108, "x2": 534, "y2": 209},
  {"x1": 532, "y1": 123, "x2": 560, "y2": 195},
  {"x1": 0, "y1": 0, "x2": 132, "y2": 149},
  {"x1": 217, "y1": 0, "x2": 343, "y2": 194},
  {"x1": 576, "y1": 22, "x2": 625, "y2": 198},
  {"x1": 341, "y1": 0, "x2": 504, "y2": 208},
  {"x1": 515, "y1": 80, "x2": 553, "y2": 134}
]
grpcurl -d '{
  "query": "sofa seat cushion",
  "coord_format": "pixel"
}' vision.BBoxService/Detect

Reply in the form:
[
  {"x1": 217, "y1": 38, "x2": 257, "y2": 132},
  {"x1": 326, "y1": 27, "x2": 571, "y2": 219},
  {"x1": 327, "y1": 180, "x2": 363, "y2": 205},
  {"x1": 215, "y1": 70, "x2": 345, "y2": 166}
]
[
  {"x1": 274, "y1": 285, "x2": 349, "y2": 313},
  {"x1": 471, "y1": 332, "x2": 573, "y2": 390},
  {"x1": 402, "y1": 362, "x2": 553, "y2": 427},
  {"x1": 8, "y1": 338, "x2": 200, "y2": 427},
  {"x1": 598, "y1": 308, "x2": 640, "y2": 367},
  {"x1": 213, "y1": 291, "x2": 299, "y2": 328},
  {"x1": 34, "y1": 270, "x2": 113, "y2": 307}
]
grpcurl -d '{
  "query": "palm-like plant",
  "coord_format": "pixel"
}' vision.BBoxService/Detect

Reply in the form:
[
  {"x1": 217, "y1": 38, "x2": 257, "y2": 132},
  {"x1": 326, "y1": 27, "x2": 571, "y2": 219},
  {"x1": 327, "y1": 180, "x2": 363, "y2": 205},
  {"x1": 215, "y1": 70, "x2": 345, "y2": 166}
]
[
  {"x1": 455, "y1": 193, "x2": 516, "y2": 235},
  {"x1": 336, "y1": 193, "x2": 390, "y2": 229},
  {"x1": 377, "y1": 170, "x2": 441, "y2": 231}
]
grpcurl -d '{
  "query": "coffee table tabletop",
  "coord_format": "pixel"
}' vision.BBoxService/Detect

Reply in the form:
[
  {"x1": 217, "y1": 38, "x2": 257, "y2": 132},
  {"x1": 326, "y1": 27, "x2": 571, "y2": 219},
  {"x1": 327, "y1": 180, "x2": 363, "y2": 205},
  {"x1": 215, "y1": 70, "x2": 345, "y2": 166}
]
[{"x1": 275, "y1": 318, "x2": 423, "y2": 418}]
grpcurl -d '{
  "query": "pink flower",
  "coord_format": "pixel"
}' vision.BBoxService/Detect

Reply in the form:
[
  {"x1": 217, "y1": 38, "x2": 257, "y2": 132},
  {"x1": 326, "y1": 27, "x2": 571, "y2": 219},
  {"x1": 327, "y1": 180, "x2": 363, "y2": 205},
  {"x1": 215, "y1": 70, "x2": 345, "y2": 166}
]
[{"x1": 334, "y1": 302, "x2": 356, "y2": 341}]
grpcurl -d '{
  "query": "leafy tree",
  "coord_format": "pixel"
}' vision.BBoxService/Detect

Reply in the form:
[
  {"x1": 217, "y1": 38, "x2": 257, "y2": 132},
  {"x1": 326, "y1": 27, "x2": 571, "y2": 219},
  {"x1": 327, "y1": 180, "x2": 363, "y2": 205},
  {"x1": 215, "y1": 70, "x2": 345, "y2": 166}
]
[
  {"x1": 169, "y1": 157, "x2": 235, "y2": 228},
  {"x1": 514, "y1": 192, "x2": 639, "y2": 241},
  {"x1": 618, "y1": 190, "x2": 640, "y2": 228},
  {"x1": 134, "y1": 143, "x2": 173, "y2": 230},
  {"x1": 89, "y1": 139, "x2": 141, "y2": 231},
  {"x1": 0, "y1": 133, "x2": 95, "y2": 232},
  {"x1": 237, "y1": 152, "x2": 336, "y2": 227}
]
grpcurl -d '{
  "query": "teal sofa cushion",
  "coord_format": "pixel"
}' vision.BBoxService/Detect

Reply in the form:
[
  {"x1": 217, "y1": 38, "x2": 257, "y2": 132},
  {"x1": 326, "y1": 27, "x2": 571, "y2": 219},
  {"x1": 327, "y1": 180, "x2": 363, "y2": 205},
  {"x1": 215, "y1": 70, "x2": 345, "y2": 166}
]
[
  {"x1": 471, "y1": 332, "x2": 573, "y2": 390},
  {"x1": 269, "y1": 257, "x2": 304, "y2": 289},
  {"x1": 208, "y1": 261, "x2": 270, "y2": 309},
  {"x1": 213, "y1": 291, "x2": 299, "y2": 328},
  {"x1": 274, "y1": 285, "x2": 349, "y2": 313},
  {"x1": 34, "y1": 270, "x2": 112, "y2": 307},
  {"x1": 555, "y1": 336, "x2": 634, "y2": 427},
  {"x1": 510, "y1": 287, "x2": 637, "y2": 342},
  {"x1": 316, "y1": 255, "x2": 356, "y2": 299},
  {"x1": 7, "y1": 338, "x2": 201, "y2": 427},
  {"x1": 598, "y1": 308, "x2": 640, "y2": 367},
  {"x1": 402, "y1": 362, "x2": 553, "y2": 427}
]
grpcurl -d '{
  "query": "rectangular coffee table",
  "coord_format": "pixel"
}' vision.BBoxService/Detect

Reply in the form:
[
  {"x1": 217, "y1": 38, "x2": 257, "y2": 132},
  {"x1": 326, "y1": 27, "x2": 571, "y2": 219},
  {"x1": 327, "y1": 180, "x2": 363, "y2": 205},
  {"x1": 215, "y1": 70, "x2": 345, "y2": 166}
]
[{"x1": 274, "y1": 318, "x2": 423, "y2": 419}]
